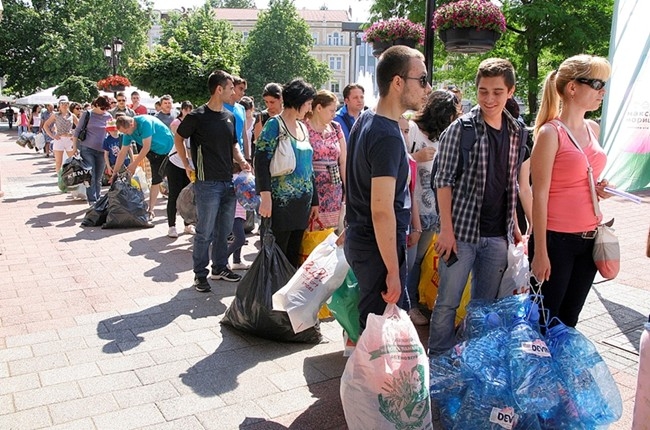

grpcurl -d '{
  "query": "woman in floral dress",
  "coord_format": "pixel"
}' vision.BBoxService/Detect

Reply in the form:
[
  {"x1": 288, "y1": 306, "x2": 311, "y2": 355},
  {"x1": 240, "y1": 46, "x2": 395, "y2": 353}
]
[{"x1": 304, "y1": 90, "x2": 346, "y2": 229}]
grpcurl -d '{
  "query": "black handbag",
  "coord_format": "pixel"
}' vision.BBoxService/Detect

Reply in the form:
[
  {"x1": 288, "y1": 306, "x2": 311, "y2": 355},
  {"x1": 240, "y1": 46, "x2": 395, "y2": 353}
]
[
  {"x1": 77, "y1": 111, "x2": 91, "y2": 142},
  {"x1": 158, "y1": 151, "x2": 175, "y2": 177}
]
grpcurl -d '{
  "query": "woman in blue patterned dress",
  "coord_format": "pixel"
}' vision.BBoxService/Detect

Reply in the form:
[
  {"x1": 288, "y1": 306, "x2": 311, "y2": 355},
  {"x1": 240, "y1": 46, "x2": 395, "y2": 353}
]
[{"x1": 255, "y1": 79, "x2": 319, "y2": 267}]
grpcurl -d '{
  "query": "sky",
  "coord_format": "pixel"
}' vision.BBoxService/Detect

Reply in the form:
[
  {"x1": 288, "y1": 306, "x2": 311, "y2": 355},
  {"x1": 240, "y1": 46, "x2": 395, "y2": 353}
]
[{"x1": 152, "y1": 0, "x2": 373, "y2": 22}]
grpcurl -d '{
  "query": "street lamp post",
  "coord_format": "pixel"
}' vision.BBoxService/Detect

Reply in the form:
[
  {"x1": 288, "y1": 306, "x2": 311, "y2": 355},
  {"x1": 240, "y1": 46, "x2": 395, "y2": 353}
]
[
  {"x1": 424, "y1": 0, "x2": 437, "y2": 84},
  {"x1": 103, "y1": 38, "x2": 124, "y2": 96}
]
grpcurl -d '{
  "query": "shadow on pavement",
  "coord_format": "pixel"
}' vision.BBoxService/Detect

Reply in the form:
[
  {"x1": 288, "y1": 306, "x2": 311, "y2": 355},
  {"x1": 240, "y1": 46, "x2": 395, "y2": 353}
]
[
  {"x1": 594, "y1": 287, "x2": 646, "y2": 353},
  {"x1": 97, "y1": 288, "x2": 226, "y2": 354},
  {"x1": 235, "y1": 351, "x2": 348, "y2": 429},
  {"x1": 128, "y1": 236, "x2": 194, "y2": 282},
  {"x1": 25, "y1": 207, "x2": 87, "y2": 228}
]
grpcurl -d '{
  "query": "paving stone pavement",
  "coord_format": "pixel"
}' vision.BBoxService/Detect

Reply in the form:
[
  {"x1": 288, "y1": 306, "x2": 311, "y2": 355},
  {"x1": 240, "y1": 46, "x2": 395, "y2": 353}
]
[{"x1": 0, "y1": 124, "x2": 649, "y2": 429}]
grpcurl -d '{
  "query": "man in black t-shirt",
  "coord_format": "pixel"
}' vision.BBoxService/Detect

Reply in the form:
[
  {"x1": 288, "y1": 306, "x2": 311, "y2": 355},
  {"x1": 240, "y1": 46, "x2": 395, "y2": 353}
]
[
  {"x1": 5, "y1": 106, "x2": 15, "y2": 130},
  {"x1": 345, "y1": 46, "x2": 431, "y2": 330},
  {"x1": 175, "y1": 70, "x2": 251, "y2": 292}
]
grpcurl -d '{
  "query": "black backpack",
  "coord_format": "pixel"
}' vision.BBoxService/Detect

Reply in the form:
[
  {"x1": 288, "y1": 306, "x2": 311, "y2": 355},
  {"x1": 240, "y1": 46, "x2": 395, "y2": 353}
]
[{"x1": 430, "y1": 116, "x2": 529, "y2": 212}]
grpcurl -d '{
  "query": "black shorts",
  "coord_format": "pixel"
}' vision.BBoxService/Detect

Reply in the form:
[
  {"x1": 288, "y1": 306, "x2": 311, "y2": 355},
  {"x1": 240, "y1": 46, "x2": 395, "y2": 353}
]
[{"x1": 146, "y1": 151, "x2": 166, "y2": 185}]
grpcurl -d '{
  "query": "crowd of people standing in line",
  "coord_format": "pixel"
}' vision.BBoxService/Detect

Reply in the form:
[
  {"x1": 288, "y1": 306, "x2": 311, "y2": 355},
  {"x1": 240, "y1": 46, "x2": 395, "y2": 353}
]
[{"x1": 5, "y1": 50, "x2": 616, "y2": 359}]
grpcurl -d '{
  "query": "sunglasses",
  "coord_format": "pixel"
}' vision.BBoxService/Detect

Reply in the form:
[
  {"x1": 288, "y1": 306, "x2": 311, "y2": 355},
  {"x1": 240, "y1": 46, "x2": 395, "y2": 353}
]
[
  {"x1": 575, "y1": 78, "x2": 606, "y2": 90},
  {"x1": 117, "y1": 99, "x2": 126, "y2": 102},
  {"x1": 401, "y1": 75, "x2": 429, "y2": 89}
]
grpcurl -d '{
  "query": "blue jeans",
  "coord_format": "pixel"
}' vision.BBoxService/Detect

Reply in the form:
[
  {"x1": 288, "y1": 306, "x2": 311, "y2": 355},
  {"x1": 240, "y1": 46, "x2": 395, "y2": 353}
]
[
  {"x1": 428, "y1": 236, "x2": 508, "y2": 355},
  {"x1": 79, "y1": 146, "x2": 106, "y2": 204},
  {"x1": 227, "y1": 217, "x2": 246, "y2": 264},
  {"x1": 402, "y1": 230, "x2": 436, "y2": 310},
  {"x1": 193, "y1": 180, "x2": 236, "y2": 279}
]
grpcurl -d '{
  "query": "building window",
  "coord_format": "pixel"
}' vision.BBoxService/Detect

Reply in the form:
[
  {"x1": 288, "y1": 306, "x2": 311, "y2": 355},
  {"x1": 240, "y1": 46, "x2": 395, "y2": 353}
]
[
  {"x1": 242, "y1": 32, "x2": 249, "y2": 43},
  {"x1": 331, "y1": 81, "x2": 340, "y2": 93},
  {"x1": 328, "y1": 55, "x2": 342, "y2": 70},
  {"x1": 312, "y1": 33, "x2": 319, "y2": 46},
  {"x1": 327, "y1": 32, "x2": 344, "y2": 46}
]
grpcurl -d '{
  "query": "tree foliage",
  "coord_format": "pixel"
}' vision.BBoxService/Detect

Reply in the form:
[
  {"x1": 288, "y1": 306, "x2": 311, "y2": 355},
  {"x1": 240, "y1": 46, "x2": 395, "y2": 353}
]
[
  {"x1": 368, "y1": 0, "x2": 613, "y2": 119},
  {"x1": 53, "y1": 75, "x2": 99, "y2": 103},
  {"x1": 240, "y1": 0, "x2": 331, "y2": 100},
  {"x1": 209, "y1": 0, "x2": 256, "y2": 8},
  {"x1": 130, "y1": 4, "x2": 243, "y2": 106},
  {"x1": 0, "y1": 0, "x2": 150, "y2": 96}
]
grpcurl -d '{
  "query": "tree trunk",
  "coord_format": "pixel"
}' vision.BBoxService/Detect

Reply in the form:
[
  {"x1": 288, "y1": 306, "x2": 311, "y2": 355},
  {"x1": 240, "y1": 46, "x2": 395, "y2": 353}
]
[{"x1": 526, "y1": 36, "x2": 540, "y2": 124}]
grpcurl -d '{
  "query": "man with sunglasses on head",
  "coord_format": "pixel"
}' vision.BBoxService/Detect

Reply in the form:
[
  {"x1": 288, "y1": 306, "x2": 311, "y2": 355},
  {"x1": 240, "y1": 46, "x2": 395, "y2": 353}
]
[
  {"x1": 428, "y1": 58, "x2": 526, "y2": 356},
  {"x1": 345, "y1": 45, "x2": 431, "y2": 332},
  {"x1": 110, "y1": 92, "x2": 135, "y2": 118}
]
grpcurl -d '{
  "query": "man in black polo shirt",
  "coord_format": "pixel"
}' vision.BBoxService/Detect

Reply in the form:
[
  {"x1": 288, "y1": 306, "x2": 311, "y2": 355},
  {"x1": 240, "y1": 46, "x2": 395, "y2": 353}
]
[{"x1": 175, "y1": 70, "x2": 250, "y2": 292}]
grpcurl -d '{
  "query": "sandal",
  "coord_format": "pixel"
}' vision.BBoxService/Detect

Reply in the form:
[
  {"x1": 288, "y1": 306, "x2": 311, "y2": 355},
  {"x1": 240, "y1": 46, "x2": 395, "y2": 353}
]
[{"x1": 147, "y1": 211, "x2": 155, "y2": 222}]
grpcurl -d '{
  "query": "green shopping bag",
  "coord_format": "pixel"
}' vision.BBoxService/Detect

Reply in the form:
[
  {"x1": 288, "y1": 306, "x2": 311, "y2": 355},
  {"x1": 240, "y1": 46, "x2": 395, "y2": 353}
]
[{"x1": 327, "y1": 269, "x2": 360, "y2": 343}]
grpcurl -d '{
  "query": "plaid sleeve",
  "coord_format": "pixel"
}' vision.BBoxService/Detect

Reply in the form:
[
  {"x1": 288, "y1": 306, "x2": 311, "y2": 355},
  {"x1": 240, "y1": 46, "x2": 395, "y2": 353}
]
[{"x1": 433, "y1": 119, "x2": 463, "y2": 189}]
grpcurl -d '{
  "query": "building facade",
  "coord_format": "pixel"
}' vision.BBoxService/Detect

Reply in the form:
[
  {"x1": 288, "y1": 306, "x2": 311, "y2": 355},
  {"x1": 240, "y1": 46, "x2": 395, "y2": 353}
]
[{"x1": 149, "y1": 8, "x2": 361, "y2": 101}]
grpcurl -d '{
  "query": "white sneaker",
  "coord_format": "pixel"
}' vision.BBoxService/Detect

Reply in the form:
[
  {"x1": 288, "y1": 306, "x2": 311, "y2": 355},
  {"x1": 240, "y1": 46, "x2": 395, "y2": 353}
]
[
  {"x1": 230, "y1": 262, "x2": 250, "y2": 270},
  {"x1": 408, "y1": 308, "x2": 429, "y2": 326},
  {"x1": 167, "y1": 227, "x2": 178, "y2": 238},
  {"x1": 183, "y1": 225, "x2": 196, "y2": 235}
]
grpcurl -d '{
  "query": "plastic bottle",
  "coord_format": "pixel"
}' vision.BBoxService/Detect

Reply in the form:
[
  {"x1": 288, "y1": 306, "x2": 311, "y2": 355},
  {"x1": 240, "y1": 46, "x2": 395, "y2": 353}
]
[
  {"x1": 507, "y1": 317, "x2": 562, "y2": 414},
  {"x1": 632, "y1": 320, "x2": 650, "y2": 430},
  {"x1": 545, "y1": 321, "x2": 623, "y2": 426}
]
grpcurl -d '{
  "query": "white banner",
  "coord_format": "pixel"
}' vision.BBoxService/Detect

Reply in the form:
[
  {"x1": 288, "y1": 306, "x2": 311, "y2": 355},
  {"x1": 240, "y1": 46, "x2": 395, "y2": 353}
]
[{"x1": 600, "y1": 0, "x2": 650, "y2": 191}]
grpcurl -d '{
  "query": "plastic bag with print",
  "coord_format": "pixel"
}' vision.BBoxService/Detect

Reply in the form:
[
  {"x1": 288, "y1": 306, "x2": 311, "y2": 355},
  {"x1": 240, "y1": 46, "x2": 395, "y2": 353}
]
[
  {"x1": 272, "y1": 232, "x2": 348, "y2": 333},
  {"x1": 340, "y1": 304, "x2": 432, "y2": 430}
]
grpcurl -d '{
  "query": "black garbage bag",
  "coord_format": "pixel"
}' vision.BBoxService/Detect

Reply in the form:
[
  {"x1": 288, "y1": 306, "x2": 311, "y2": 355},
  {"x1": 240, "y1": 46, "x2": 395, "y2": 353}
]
[
  {"x1": 221, "y1": 218, "x2": 322, "y2": 344},
  {"x1": 177, "y1": 182, "x2": 197, "y2": 225},
  {"x1": 81, "y1": 194, "x2": 109, "y2": 227},
  {"x1": 61, "y1": 156, "x2": 92, "y2": 186},
  {"x1": 102, "y1": 177, "x2": 154, "y2": 229}
]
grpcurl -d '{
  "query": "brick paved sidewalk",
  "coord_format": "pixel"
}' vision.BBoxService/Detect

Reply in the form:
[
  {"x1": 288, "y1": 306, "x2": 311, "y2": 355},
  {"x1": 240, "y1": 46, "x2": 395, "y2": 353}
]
[{"x1": 1, "y1": 126, "x2": 649, "y2": 429}]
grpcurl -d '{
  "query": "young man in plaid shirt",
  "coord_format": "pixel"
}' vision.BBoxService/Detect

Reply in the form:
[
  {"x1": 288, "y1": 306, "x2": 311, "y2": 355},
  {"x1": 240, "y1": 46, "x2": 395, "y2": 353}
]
[{"x1": 428, "y1": 58, "x2": 524, "y2": 355}]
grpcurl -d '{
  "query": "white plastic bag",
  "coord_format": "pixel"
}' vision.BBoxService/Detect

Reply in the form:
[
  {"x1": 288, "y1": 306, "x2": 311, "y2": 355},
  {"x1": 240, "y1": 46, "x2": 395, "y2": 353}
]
[
  {"x1": 272, "y1": 232, "x2": 349, "y2": 333},
  {"x1": 132, "y1": 166, "x2": 150, "y2": 199},
  {"x1": 340, "y1": 304, "x2": 433, "y2": 430},
  {"x1": 34, "y1": 133, "x2": 45, "y2": 150},
  {"x1": 498, "y1": 242, "x2": 530, "y2": 298}
]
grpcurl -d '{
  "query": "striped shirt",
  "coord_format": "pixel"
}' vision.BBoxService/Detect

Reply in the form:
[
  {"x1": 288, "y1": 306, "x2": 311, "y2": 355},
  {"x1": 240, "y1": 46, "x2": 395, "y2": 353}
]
[{"x1": 433, "y1": 106, "x2": 522, "y2": 244}]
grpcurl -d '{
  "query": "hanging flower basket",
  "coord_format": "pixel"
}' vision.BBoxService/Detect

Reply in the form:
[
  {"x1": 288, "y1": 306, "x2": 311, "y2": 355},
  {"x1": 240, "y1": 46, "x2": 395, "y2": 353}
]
[
  {"x1": 363, "y1": 18, "x2": 425, "y2": 57},
  {"x1": 433, "y1": 0, "x2": 506, "y2": 54},
  {"x1": 439, "y1": 27, "x2": 501, "y2": 53},
  {"x1": 97, "y1": 75, "x2": 131, "y2": 92}
]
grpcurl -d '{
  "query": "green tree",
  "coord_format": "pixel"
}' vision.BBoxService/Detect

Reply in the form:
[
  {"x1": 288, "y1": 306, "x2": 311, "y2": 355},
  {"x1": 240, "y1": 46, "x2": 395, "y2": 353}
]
[
  {"x1": 368, "y1": 0, "x2": 613, "y2": 118},
  {"x1": 53, "y1": 75, "x2": 99, "y2": 103},
  {"x1": 0, "y1": 0, "x2": 150, "y2": 96},
  {"x1": 209, "y1": 0, "x2": 256, "y2": 8},
  {"x1": 240, "y1": 0, "x2": 331, "y2": 100},
  {"x1": 130, "y1": 4, "x2": 243, "y2": 105}
]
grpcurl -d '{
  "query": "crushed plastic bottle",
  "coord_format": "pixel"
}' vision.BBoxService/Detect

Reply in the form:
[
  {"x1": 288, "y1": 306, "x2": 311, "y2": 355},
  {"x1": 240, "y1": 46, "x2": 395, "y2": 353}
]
[
  {"x1": 507, "y1": 317, "x2": 562, "y2": 413},
  {"x1": 545, "y1": 321, "x2": 623, "y2": 426}
]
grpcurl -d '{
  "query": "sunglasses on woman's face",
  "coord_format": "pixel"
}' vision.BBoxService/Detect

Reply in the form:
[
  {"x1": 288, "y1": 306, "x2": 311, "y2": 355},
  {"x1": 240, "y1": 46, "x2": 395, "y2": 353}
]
[{"x1": 575, "y1": 78, "x2": 606, "y2": 91}]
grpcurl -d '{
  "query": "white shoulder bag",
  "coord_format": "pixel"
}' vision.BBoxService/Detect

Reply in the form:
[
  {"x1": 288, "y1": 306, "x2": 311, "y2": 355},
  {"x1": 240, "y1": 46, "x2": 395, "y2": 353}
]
[{"x1": 270, "y1": 116, "x2": 297, "y2": 177}]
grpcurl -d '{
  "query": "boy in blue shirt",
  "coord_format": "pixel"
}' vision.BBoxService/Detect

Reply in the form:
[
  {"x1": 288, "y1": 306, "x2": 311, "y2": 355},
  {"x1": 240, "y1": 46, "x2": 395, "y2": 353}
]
[{"x1": 102, "y1": 119, "x2": 133, "y2": 177}]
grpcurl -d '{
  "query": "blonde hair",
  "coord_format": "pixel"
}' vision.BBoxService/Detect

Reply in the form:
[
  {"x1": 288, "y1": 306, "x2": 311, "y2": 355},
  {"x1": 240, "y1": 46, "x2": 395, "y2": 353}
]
[
  {"x1": 305, "y1": 90, "x2": 338, "y2": 120},
  {"x1": 534, "y1": 54, "x2": 611, "y2": 137}
]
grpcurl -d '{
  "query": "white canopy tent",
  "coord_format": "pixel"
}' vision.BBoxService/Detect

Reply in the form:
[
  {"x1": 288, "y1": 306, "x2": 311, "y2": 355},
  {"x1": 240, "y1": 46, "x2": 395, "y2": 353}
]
[
  {"x1": 15, "y1": 85, "x2": 159, "y2": 109},
  {"x1": 15, "y1": 87, "x2": 58, "y2": 105}
]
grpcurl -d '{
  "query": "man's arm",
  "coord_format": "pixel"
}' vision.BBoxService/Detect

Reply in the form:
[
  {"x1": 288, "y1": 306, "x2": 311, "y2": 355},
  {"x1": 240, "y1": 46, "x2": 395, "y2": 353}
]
[
  {"x1": 370, "y1": 176, "x2": 401, "y2": 304},
  {"x1": 233, "y1": 143, "x2": 250, "y2": 172},
  {"x1": 174, "y1": 133, "x2": 193, "y2": 179}
]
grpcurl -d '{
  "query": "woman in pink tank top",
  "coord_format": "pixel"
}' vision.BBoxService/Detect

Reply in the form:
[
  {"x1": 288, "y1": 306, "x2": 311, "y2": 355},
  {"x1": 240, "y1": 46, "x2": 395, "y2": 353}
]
[{"x1": 529, "y1": 54, "x2": 614, "y2": 329}]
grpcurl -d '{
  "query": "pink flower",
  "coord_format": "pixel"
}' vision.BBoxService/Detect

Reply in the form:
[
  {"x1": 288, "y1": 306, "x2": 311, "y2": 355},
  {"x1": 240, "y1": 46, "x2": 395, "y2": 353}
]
[
  {"x1": 433, "y1": 0, "x2": 507, "y2": 33},
  {"x1": 362, "y1": 18, "x2": 426, "y2": 45}
]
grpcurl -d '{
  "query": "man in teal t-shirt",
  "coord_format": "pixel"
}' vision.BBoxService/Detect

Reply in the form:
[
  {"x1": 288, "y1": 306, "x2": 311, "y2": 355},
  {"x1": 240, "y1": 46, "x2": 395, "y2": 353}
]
[{"x1": 112, "y1": 115, "x2": 175, "y2": 222}]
